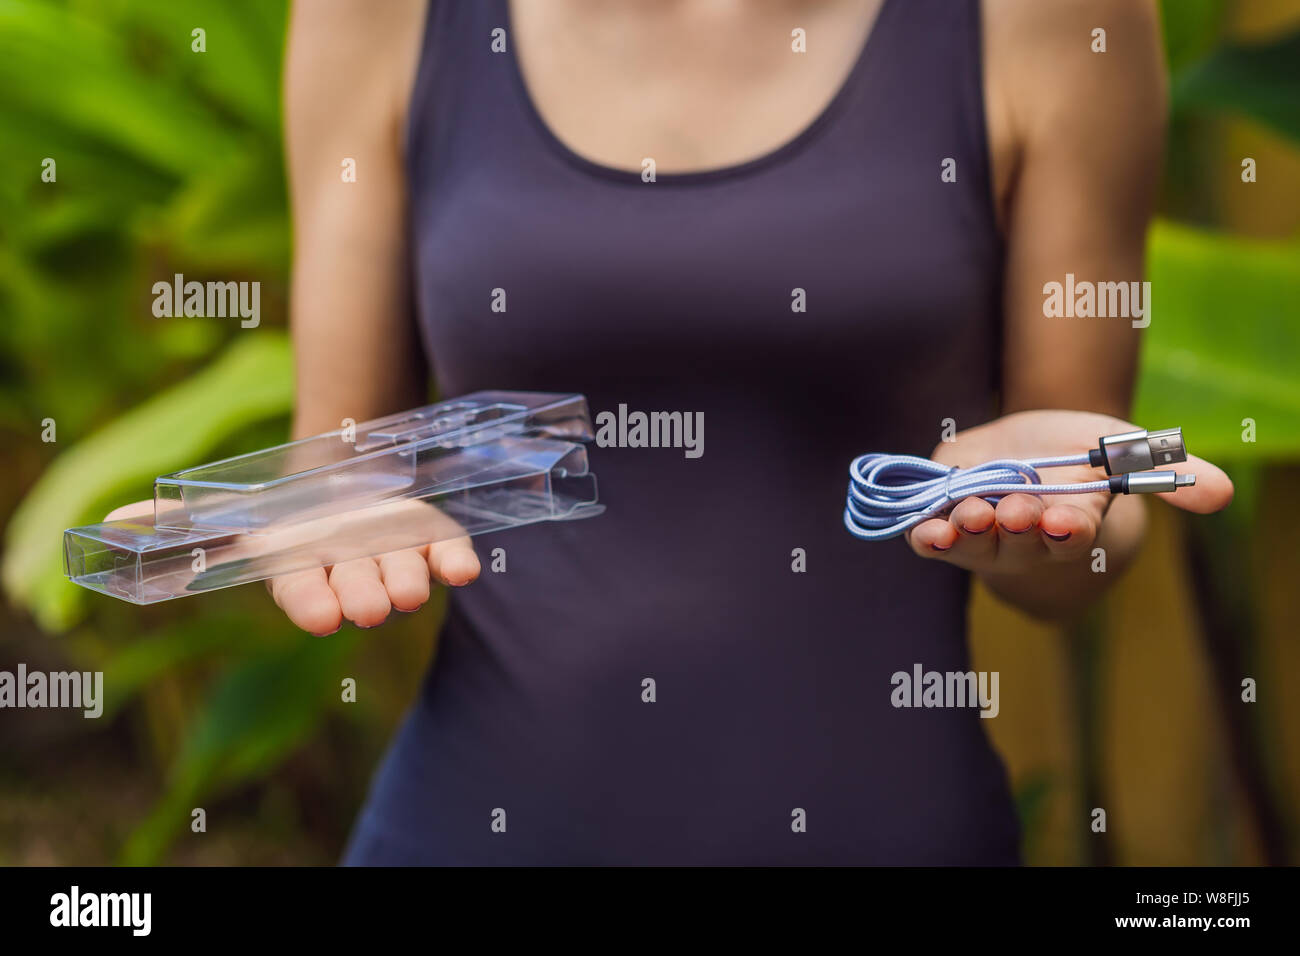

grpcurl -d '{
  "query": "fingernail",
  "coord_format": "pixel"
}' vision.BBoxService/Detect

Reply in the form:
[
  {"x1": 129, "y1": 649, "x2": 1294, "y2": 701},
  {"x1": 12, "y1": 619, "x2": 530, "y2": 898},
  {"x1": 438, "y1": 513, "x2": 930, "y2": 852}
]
[
  {"x1": 313, "y1": 625, "x2": 342, "y2": 638},
  {"x1": 959, "y1": 524, "x2": 989, "y2": 535},
  {"x1": 931, "y1": 543, "x2": 952, "y2": 552},
  {"x1": 1043, "y1": 530, "x2": 1072, "y2": 542},
  {"x1": 1002, "y1": 526, "x2": 1032, "y2": 535}
]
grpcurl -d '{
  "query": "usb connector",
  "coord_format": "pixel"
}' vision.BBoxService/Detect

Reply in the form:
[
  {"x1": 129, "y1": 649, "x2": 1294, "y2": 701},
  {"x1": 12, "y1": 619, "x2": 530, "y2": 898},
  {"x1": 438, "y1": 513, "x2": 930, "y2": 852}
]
[
  {"x1": 1088, "y1": 426, "x2": 1188, "y2": 475},
  {"x1": 1108, "y1": 471, "x2": 1197, "y2": 495}
]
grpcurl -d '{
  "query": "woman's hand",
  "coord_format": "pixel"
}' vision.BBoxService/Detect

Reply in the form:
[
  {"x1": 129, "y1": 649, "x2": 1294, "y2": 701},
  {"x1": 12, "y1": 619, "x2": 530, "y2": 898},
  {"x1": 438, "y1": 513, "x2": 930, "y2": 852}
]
[
  {"x1": 903, "y1": 410, "x2": 1233, "y2": 616},
  {"x1": 265, "y1": 540, "x2": 480, "y2": 637},
  {"x1": 104, "y1": 499, "x2": 481, "y2": 636}
]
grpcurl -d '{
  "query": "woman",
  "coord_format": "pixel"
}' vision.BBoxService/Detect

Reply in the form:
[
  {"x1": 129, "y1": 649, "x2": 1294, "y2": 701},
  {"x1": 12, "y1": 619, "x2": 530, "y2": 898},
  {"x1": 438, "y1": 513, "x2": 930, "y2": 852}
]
[{"x1": 277, "y1": 0, "x2": 1232, "y2": 864}]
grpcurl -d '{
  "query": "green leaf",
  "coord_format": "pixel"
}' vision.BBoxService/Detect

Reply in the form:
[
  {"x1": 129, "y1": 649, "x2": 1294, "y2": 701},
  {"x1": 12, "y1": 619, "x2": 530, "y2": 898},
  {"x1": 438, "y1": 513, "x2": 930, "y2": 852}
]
[
  {"x1": 2, "y1": 333, "x2": 294, "y2": 632},
  {"x1": 0, "y1": 0, "x2": 242, "y2": 178},
  {"x1": 1014, "y1": 770, "x2": 1055, "y2": 862},
  {"x1": 76, "y1": 608, "x2": 289, "y2": 722},
  {"x1": 1134, "y1": 221, "x2": 1300, "y2": 459},
  {"x1": 1171, "y1": 28, "x2": 1300, "y2": 144},
  {"x1": 154, "y1": 144, "x2": 289, "y2": 272},
  {"x1": 0, "y1": 103, "x2": 177, "y2": 206},
  {"x1": 1159, "y1": 0, "x2": 1224, "y2": 75},
  {"x1": 97, "y1": 0, "x2": 288, "y2": 138},
  {"x1": 119, "y1": 630, "x2": 358, "y2": 865}
]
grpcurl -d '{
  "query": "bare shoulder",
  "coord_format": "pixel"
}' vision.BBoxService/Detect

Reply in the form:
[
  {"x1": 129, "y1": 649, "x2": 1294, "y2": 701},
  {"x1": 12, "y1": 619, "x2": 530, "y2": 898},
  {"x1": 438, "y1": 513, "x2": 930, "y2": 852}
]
[
  {"x1": 284, "y1": 0, "x2": 428, "y2": 151},
  {"x1": 980, "y1": 0, "x2": 1165, "y2": 226},
  {"x1": 983, "y1": 0, "x2": 1165, "y2": 140}
]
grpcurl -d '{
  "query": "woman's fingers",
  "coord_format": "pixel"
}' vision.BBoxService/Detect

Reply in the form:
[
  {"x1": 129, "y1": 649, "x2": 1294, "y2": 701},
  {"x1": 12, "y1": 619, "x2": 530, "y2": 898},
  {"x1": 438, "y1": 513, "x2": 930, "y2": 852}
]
[
  {"x1": 379, "y1": 548, "x2": 431, "y2": 611},
  {"x1": 270, "y1": 541, "x2": 473, "y2": 636},
  {"x1": 993, "y1": 491, "x2": 1042, "y2": 535},
  {"x1": 908, "y1": 517, "x2": 958, "y2": 555},
  {"x1": 103, "y1": 498, "x2": 477, "y2": 632},
  {"x1": 104, "y1": 500, "x2": 155, "y2": 522},
  {"x1": 327, "y1": 557, "x2": 392, "y2": 628},
  {"x1": 905, "y1": 502, "x2": 995, "y2": 568},
  {"x1": 947, "y1": 496, "x2": 998, "y2": 562},
  {"x1": 1155, "y1": 454, "x2": 1234, "y2": 514},
  {"x1": 951, "y1": 496, "x2": 996, "y2": 536},
  {"x1": 1037, "y1": 502, "x2": 1096, "y2": 560},
  {"x1": 427, "y1": 536, "x2": 480, "y2": 587},
  {"x1": 911, "y1": 492, "x2": 1108, "y2": 571},
  {"x1": 992, "y1": 492, "x2": 1046, "y2": 564},
  {"x1": 270, "y1": 567, "x2": 343, "y2": 637}
]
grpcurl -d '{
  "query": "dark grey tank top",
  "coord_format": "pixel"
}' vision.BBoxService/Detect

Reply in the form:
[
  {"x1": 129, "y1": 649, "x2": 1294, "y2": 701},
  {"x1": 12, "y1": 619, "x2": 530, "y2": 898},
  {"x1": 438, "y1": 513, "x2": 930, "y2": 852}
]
[{"x1": 344, "y1": 0, "x2": 1018, "y2": 865}]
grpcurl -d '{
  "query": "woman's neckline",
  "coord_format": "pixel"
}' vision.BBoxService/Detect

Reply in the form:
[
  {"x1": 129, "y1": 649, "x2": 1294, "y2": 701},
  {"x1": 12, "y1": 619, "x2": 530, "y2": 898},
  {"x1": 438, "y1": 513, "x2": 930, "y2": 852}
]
[{"x1": 501, "y1": 0, "x2": 898, "y2": 186}]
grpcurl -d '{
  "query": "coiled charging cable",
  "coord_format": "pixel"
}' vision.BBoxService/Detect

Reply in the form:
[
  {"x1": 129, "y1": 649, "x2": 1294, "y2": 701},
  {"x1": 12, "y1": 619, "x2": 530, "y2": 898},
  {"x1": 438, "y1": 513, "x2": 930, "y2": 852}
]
[{"x1": 844, "y1": 427, "x2": 1196, "y2": 541}]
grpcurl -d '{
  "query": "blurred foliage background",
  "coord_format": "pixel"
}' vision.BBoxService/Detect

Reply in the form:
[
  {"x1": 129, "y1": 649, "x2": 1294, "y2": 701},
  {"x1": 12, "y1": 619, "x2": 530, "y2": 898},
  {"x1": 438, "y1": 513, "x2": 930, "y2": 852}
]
[{"x1": 0, "y1": 0, "x2": 1297, "y2": 865}]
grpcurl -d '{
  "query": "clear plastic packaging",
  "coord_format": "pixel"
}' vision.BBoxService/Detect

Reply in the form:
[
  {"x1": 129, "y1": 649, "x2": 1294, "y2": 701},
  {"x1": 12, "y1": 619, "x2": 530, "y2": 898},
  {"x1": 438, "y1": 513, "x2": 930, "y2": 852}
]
[
  {"x1": 64, "y1": 393, "x2": 602, "y2": 604},
  {"x1": 153, "y1": 391, "x2": 593, "y2": 531}
]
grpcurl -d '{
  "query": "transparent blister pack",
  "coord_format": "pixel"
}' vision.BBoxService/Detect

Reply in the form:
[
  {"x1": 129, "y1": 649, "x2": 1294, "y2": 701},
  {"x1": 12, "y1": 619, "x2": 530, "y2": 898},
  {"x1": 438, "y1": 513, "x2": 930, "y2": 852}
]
[{"x1": 64, "y1": 393, "x2": 602, "y2": 604}]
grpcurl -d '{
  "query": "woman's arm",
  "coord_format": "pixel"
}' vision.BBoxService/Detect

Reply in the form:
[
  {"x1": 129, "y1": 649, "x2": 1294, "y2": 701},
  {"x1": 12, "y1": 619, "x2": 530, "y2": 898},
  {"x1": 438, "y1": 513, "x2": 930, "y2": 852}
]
[
  {"x1": 905, "y1": 0, "x2": 1232, "y2": 619},
  {"x1": 992, "y1": 0, "x2": 1162, "y2": 417},
  {"x1": 284, "y1": 0, "x2": 427, "y2": 434},
  {"x1": 273, "y1": 0, "x2": 479, "y2": 635}
]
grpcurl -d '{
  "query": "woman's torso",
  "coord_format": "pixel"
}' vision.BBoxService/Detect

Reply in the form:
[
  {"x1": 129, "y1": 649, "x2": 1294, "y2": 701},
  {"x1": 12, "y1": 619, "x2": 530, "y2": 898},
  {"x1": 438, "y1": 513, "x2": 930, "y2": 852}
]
[{"x1": 344, "y1": 0, "x2": 1020, "y2": 865}]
